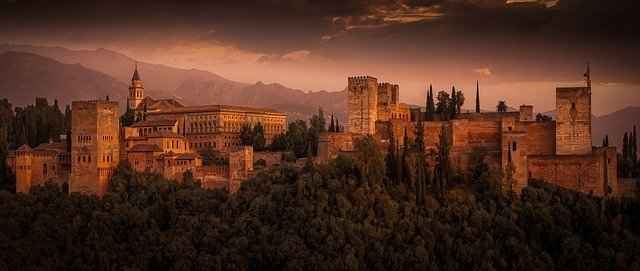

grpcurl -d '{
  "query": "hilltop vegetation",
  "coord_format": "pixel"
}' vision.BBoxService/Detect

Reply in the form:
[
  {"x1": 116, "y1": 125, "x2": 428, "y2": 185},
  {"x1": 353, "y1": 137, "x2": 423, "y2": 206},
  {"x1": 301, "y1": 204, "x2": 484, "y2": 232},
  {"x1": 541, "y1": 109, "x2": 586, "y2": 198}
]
[{"x1": 0, "y1": 155, "x2": 639, "y2": 270}]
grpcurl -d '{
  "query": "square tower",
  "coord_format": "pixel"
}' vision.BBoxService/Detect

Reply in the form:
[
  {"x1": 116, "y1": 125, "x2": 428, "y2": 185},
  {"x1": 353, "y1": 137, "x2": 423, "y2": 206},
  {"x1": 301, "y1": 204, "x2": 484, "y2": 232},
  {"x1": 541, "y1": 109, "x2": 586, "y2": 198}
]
[
  {"x1": 348, "y1": 76, "x2": 378, "y2": 135},
  {"x1": 70, "y1": 100, "x2": 120, "y2": 196},
  {"x1": 376, "y1": 82, "x2": 400, "y2": 122},
  {"x1": 555, "y1": 87, "x2": 592, "y2": 155}
]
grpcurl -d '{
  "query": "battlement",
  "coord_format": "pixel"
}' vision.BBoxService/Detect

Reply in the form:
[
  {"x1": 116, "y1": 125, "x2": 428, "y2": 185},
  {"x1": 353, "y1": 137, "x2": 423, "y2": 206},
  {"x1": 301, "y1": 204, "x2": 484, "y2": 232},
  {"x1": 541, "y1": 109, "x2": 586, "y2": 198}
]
[{"x1": 348, "y1": 75, "x2": 377, "y2": 86}]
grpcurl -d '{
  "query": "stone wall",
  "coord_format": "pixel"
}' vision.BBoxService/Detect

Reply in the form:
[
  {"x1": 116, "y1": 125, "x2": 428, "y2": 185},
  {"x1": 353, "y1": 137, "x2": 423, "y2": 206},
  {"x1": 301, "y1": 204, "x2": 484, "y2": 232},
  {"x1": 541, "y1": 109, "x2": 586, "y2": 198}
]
[
  {"x1": 556, "y1": 87, "x2": 592, "y2": 155},
  {"x1": 317, "y1": 132, "x2": 356, "y2": 163},
  {"x1": 348, "y1": 76, "x2": 378, "y2": 135},
  {"x1": 70, "y1": 100, "x2": 120, "y2": 196},
  {"x1": 528, "y1": 147, "x2": 615, "y2": 197}
]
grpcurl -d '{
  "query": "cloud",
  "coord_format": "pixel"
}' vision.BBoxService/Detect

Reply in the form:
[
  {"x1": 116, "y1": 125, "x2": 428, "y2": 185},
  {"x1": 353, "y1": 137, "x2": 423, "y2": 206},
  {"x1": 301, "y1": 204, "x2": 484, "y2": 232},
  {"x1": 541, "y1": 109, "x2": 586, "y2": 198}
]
[
  {"x1": 474, "y1": 68, "x2": 493, "y2": 76},
  {"x1": 257, "y1": 50, "x2": 312, "y2": 64}
]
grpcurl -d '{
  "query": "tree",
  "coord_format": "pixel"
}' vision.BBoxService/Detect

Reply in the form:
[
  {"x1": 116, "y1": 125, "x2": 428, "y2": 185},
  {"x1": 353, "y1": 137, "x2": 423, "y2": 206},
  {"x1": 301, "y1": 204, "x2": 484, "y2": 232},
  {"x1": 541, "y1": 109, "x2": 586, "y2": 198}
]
[
  {"x1": 253, "y1": 122, "x2": 266, "y2": 151},
  {"x1": 475, "y1": 80, "x2": 481, "y2": 113},
  {"x1": 329, "y1": 114, "x2": 335, "y2": 132},
  {"x1": 536, "y1": 113, "x2": 552, "y2": 122},
  {"x1": 239, "y1": 124, "x2": 254, "y2": 146},
  {"x1": 120, "y1": 108, "x2": 136, "y2": 127},
  {"x1": 308, "y1": 107, "x2": 326, "y2": 156},
  {"x1": 386, "y1": 132, "x2": 398, "y2": 185},
  {"x1": 270, "y1": 133, "x2": 288, "y2": 151},
  {"x1": 353, "y1": 136, "x2": 385, "y2": 187},
  {"x1": 287, "y1": 120, "x2": 308, "y2": 158},
  {"x1": 450, "y1": 86, "x2": 458, "y2": 119},
  {"x1": 414, "y1": 119, "x2": 425, "y2": 153},
  {"x1": 435, "y1": 125, "x2": 451, "y2": 197},
  {"x1": 436, "y1": 91, "x2": 451, "y2": 120},
  {"x1": 425, "y1": 85, "x2": 435, "y2": 121},
  {"x1": 497, "y1": 100, "x2": 508, "y2": 112}
]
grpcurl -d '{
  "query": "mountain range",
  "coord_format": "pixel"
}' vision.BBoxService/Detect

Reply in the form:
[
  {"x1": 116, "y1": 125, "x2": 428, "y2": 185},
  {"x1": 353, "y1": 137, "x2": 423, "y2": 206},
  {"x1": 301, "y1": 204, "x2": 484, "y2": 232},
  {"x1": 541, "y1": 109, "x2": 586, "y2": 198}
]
[
  {"x1": 0, "y1": 44, "x2": 637, "y2": 151},
  {"x1": 0, "y1": 44, "x2": 347, "y2": 121}
]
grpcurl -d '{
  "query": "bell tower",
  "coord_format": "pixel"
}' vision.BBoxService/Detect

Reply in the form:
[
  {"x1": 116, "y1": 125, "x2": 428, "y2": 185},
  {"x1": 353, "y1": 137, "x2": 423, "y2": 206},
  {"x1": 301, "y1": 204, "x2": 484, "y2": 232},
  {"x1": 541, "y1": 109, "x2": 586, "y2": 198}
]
[{"x1": 128, "y1": 63, "x2": 144, "y2": 111}]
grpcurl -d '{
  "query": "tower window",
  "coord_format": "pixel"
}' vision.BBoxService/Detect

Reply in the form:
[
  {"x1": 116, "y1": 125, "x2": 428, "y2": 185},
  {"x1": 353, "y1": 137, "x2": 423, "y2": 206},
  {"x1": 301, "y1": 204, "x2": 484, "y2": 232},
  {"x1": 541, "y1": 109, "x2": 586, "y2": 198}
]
[
  {"x1": 571, "y1": 102, "x2": 576, "y2": 109},
  {"x1": 512, "y1": 141, "x2": 517, "y2": 152}
]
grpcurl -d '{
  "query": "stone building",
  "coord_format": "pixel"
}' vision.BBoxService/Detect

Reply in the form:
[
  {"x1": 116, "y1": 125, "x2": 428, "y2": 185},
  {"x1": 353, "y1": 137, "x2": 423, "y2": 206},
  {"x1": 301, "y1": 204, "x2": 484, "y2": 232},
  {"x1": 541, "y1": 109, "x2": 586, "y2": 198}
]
[
  {"x1": 348, "y1": 76, "x2": 410, "y2": 135},
  {"x1": 69, "y1": 100, "x2": 120, "y2": 196},
  {"x1": 319, "y1": 74, "x2": 626, "y2": 197},
  {"x1": 10, "y1": 142, "x2": 70, "y2": 193}
]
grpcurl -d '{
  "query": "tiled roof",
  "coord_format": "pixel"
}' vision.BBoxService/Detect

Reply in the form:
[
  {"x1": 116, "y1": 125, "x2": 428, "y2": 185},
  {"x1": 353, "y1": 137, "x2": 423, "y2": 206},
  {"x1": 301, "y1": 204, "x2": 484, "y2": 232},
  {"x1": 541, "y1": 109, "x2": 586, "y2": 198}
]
[
  {"x1": 16, "y1": 144, "x2": 32, "y2": 151},
  {"x1": 130, "y1": 119, "x2": 178, "y2": 127},
  {"x1": 34, "y1": 142, "x2": 67, "y2": 152},
  {"x1": 146, "y1": 131, "x2": 185, "y2": 139},
  {"x1": 147, "y1": 104, "x2": 285, "y2": 115},
  {"x1": 129, "y1": 144, "x2": 163, "y2": 153}
]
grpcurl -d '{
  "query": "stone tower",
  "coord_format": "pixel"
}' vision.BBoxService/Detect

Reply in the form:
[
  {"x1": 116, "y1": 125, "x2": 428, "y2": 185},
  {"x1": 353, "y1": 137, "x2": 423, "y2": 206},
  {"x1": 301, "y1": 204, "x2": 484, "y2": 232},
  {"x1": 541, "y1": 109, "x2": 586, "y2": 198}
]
[
  {"x1": 555, "y1": 86, "x2": 592, "y2": 155},
  {"x1": 69, "y1": 100, "x2": 120, "y2": 196},
  {"x1": 376, "y1": 82, "x2": 399, "y2": 122},
  {"x1": 14, "y1": 145, "x2": 33, "y2": 193},
  {"x1": 348, "y1": 76, "x2": 378, "y2": 135},
  {"x1": 128, "y1": 64, "x2": 144, "y2": 111}
]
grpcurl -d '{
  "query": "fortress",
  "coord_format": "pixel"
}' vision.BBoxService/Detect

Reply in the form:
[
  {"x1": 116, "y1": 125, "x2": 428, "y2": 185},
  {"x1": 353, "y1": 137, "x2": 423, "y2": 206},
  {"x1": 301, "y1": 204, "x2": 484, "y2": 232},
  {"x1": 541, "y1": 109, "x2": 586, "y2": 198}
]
[
  {"x1": 8, "y1": 66, "x2": 286, "y2": 196},
  {"x1": 320, "y1": 72, "x2": 624, "y2": 197}
]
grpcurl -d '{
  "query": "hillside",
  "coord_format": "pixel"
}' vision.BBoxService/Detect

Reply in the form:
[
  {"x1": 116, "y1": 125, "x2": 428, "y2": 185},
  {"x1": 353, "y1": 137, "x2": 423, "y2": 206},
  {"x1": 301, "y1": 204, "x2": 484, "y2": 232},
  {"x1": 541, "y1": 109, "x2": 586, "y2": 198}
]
[{"x1": 0, "y1": 51, "x2": 129, "y2": 108}]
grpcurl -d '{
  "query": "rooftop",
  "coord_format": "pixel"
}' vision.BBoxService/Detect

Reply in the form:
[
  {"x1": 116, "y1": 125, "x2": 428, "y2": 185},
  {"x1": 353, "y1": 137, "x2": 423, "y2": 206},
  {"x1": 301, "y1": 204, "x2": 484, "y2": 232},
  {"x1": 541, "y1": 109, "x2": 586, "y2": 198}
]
[
  {"x1": 130, "y1": 119, "x2": 178, "y2": 128},
  {"x1": 147, "y1": 104, "x2": 285, "y2": 115},
  {"x1": 129, "y1": 144, "x2": 163, "y2": 153}
]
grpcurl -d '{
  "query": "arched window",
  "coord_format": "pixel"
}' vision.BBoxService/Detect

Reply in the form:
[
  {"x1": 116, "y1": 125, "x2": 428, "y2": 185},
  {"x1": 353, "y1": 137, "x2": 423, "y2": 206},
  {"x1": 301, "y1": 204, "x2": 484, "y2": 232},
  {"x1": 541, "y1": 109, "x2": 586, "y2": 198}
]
[
  {"x1": 43, "y1": 163, "x2": 47, "y2": 176},
  {"x1": 512, "y1": 141, "x2": 517, "y2": 152}
]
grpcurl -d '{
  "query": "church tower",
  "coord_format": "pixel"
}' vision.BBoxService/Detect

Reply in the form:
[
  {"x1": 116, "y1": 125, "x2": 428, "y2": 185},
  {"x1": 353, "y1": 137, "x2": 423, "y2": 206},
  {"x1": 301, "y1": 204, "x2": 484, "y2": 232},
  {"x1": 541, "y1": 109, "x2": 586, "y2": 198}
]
[{"x1": 128, "y1": 64, "x2": 144, "y2": 111}]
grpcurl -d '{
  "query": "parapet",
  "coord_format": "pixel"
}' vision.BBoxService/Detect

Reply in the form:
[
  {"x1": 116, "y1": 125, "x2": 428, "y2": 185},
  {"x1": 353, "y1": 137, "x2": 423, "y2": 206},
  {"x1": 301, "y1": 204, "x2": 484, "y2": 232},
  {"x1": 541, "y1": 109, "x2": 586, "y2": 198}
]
[{"x1": 348, "y1": 75, "x2": 378, "y2": 86}]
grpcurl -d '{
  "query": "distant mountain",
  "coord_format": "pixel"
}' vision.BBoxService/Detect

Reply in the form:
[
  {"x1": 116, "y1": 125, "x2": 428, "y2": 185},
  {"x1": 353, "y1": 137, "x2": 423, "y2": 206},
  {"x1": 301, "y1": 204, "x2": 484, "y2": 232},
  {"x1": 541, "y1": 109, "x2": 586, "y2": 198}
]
[
  {"x1": 0, "y1": 44, "x2": 246, "y2": 92},
  {"x1": 0, "y1": 44, "x2": 347, "y2": 121},
  {"x1": 541, "y1": 108, "x2": 639, "y2": 150},
  {"x1": 0, "y1": 51, "x2": 129, "y2": 108},
  {"x1": 593, "y1": 106, "x2": 640, "y2": 149}
]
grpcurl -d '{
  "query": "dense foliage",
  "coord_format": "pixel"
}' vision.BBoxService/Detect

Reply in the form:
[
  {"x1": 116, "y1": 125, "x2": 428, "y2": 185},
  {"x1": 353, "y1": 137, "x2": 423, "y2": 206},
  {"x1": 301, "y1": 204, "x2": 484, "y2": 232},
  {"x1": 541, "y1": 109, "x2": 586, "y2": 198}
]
[
  {"x1": 0, "y1": 97, "x2": 68, "y2": 191},
  {"x1": 1, "y1": 158, "x2": 639, "y2": 270},
  {"x1": 620, "y1": 126, "x2": 639, "y2": 178}
]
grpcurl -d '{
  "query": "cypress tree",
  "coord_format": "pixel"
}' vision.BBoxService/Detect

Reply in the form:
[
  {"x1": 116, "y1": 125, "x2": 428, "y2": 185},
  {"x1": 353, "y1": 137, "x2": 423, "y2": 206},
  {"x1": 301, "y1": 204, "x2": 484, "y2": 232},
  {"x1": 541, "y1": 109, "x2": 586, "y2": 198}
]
[
  {"x1": 414, "y1": 119, "x2": 425, "y2": 153},
  {"x1": 633, "y1": 126, "x2": 638, "y2": 166},
  {"x1": 623, "y1": 132, "x2": 629, "y2": 177},
  {"x1": 386, "y1": 132, "x2": 397, "y2": 184},
  {"x1": 329, "y1": 114, "x2": 335, "y2": 132},
  {"x1": 475, "y1": 80, "x2": 481, "y2": 113},
  {"x1": 428, "y1": 86, "x2": 435, "y2": 121},
  {"x1": 450, "y1": 86, "x2": 457, "y2": 118}
]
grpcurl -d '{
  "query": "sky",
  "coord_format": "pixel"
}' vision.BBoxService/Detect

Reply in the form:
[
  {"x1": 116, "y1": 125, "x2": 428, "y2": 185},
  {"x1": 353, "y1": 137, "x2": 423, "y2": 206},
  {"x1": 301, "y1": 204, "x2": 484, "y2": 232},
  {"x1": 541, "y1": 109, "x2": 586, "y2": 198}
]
[{"x1": 1, "y1": 0, "x2": 639, "y2": 115}]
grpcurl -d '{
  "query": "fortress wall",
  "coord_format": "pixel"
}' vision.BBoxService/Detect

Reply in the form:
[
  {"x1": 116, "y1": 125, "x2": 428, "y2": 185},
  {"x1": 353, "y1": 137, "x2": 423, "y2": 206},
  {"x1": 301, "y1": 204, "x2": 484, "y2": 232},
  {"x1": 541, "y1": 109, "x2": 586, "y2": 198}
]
[
  {"x1": 528, "y1": 153, "x2": 606, "y2": 196},
  {"x1": 317, "y1": 132, "x2": 355, "y2": 163},
  {"x1": 522, "y1": 122, "x2": 556, "y2": 156}
]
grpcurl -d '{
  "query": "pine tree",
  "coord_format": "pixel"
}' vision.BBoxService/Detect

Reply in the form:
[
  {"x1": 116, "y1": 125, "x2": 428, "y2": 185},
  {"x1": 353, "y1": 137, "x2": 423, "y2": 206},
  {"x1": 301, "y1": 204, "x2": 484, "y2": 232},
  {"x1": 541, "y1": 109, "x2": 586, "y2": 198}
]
[{"x1": 475, "y1": 80, "x2": 481, "y2": 113}]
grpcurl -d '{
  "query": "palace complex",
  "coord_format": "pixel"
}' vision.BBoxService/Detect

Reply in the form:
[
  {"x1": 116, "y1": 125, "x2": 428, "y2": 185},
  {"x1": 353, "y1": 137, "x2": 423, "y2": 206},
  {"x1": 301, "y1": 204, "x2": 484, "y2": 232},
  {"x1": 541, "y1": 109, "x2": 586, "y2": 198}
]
[
  {"x1": 8, "y1": 66, "x2": 285, "y2": 196},
  {"x1": 319, "y1": 71, "x2": 631, "y2": 197}
]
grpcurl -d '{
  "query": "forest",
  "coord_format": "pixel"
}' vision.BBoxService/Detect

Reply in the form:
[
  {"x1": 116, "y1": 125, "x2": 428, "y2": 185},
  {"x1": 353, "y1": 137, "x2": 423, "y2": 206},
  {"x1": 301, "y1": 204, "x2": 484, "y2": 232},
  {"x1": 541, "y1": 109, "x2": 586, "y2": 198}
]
[{"x1": 0, "y1": 148, "x2": 639, "y2": 270}]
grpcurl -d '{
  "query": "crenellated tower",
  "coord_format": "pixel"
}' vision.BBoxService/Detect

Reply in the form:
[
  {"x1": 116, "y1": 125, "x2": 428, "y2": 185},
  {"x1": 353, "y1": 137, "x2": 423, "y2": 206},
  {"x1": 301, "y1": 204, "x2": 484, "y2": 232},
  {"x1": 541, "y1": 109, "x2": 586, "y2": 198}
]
[
  {"x1": 348, "y1": 76, "x2": 378, "y2": 135},
  {"x1": 128, "y1": 63, "x2": 144, "y2": 111}
]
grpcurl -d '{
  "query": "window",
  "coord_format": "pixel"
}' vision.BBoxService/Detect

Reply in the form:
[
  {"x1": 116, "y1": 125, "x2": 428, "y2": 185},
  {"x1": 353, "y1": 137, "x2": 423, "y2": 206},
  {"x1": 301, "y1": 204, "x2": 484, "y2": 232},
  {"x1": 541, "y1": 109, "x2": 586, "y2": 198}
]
[
  {"x1": 571, "y1": 102, "x2": 576, "y2": 110},
  {"x1": 512, "y1": 141, "x2": 517, "y2": 152},
  {"x1": 43, "y1": 163, "x2": 47, "y2": 176}
]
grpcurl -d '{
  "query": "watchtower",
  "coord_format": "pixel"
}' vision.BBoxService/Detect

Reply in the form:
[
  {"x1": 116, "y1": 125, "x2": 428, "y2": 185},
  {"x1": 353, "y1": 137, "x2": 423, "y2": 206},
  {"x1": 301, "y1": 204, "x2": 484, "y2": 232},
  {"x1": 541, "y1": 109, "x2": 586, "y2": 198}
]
[
  {"x1": 69, "y1": 100, "x2": 120, "y2": 196},
  {"x1": 128, "y1": 64, "x2": 144, "y2": 111},
  {"x1": 348, "y1": 76, "x2": 378, "y2": 135}
]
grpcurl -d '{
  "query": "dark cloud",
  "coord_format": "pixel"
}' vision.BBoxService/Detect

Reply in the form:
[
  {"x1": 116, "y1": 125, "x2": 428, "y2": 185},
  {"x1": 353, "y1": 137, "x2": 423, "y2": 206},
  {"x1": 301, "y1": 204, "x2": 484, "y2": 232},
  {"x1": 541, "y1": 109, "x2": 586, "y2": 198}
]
[{"x1": 0, "y1": 0, "x2": 638, "y2": 84}]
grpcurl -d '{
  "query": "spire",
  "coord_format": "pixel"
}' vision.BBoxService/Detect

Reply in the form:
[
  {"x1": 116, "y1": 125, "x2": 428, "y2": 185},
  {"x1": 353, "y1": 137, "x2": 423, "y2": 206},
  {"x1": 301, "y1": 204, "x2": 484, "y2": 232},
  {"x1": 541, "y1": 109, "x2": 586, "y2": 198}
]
[
  {"x1": 475, "y1": 80, "x2": 480, "y2": 113},
  {"x1": 132, "y1": 62, "x2": 141, "y2": 81},
  {"x1": 584, "y1": 62, "x2": 591, "y2": 88}
]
